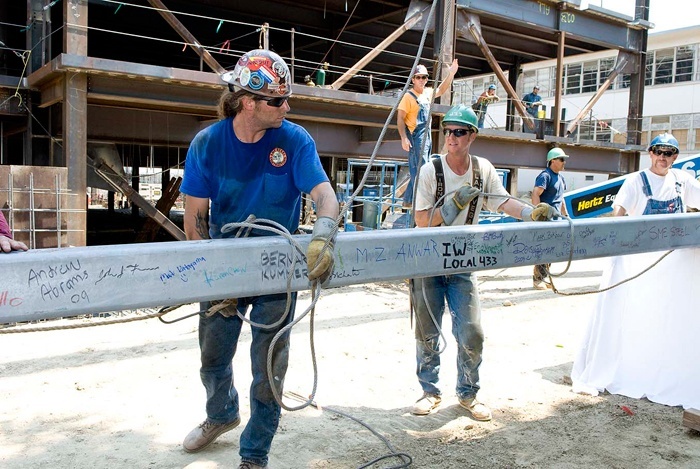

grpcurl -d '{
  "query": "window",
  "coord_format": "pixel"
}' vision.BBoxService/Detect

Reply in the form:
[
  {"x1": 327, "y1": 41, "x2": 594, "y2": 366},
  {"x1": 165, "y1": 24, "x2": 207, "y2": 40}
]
[
  {"x1": 582, "y1": 61, "x2": 598, "y2": 93},
  {"x1": 452, "y1": 79, "x2": 474, "y2": 106},
  {"x1": 675, "y1": 45, "x2": 694, "y2": 83},
  {"x1": 619, "y1": 73, "x2": 631, "y2": 89},
  {"x1": 654, "y1": 48, "x2": 674, "y2": 85},
  {"x1": 644, "y1": 45, "x2": 697, "y2": 86},
  {"x1": 535, "y1": 67, "x2": 554, "y2": 97},
  {"x1": 645, "y1": 54, "x2": 653, "y2": 86},
  {"x1": 585, "y1": 175, "x2": 594, "y2": 181},
  {"x1": 565, "y1": 64, "x2": 581, "y2": 95},
  {"x1": 522, "y1": 70, "x2": 538, "y2": 95},
  {"x1": 599, "y1": 57, "x2": 615, "y2": 86},
  {"x1": 522, "y1": 68, "x2": 552, "y2": 97},
  {"x1": 472, "y1": 77, "x2": 485, "y2": 101}
]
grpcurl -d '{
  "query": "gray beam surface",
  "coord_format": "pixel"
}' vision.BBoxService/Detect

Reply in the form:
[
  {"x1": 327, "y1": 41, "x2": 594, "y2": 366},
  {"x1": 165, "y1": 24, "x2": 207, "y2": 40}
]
[
  {"x1": 3, "y1": 213, "x2": 700, "y2": 324},
  {"x1": 456, "y1": 0, "x2": 643, "y2": 51}
]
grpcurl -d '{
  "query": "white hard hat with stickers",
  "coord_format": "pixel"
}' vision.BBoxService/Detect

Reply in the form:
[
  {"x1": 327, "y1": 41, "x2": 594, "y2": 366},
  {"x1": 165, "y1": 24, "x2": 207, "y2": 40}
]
[{"x1": 221, "y1": 49, "x2": 292, "y2": 98}]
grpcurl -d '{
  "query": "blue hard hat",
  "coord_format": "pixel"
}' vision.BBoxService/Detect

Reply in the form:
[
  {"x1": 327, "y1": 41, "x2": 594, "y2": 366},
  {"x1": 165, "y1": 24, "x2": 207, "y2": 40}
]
[
  {"x1": 648, "y1": 133, "x2": 679, "y2": 153},
  {"x1": 488, "y1": 84, "x2": 496, "y2": 90}
]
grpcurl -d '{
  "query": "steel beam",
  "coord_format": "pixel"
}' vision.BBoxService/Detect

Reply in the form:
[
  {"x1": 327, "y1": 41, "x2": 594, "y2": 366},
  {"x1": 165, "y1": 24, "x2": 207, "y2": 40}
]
[
  {"x1": 458, "y1": 12, "x2": 534, "y2": 130},
  {"x1": 146, "y1": 0, "x2": 225, "y2": 75},
  {"x1": 456, "y1": 0, "x2": 645, "y2": 51},
  {"x1": 331, "y1": 7, "x2": 428, "y2": 90},
  {"x1": 3, "y1": 213, "x2": 700, "y2": 324}
]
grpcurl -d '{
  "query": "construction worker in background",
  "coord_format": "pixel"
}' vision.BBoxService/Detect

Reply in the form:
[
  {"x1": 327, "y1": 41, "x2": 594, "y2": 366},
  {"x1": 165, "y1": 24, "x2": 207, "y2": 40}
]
[
  {"x1": 397, "y1": 59, "x2": 459, "y2": 207},
  {"x1": 180, "y1": 49, "x2": 339, "y2": 469},
  {"x1": 409, "y1": 104, "x2": 557, "y2": 420},
  {"x1": 0, "y1": 211, "x2": 28, "y2": 253},
  {"x1": 522, "y1": 85, "x2": 543, "y2": 118},
  {"x1": 472, "y1": 83, "x2": 500, "y2": 129},
  {"x1": 531, "y1": 147, "x2": 569, "y2": 290},
  {"x1": 571, "y1": 132, "x2": 700, "y2": 410}
]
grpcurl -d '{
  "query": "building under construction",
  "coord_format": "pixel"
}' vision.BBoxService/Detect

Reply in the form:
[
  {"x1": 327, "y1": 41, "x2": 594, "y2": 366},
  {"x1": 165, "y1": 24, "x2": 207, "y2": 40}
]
[{"x1": 0, "y1": 0, "x2": 652, "y2": 248}]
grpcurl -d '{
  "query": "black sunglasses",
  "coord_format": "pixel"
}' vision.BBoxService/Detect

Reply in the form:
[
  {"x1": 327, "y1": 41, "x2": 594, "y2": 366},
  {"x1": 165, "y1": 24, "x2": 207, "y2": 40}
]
[
  {"x1": 255, "y1": 96, "x2": 289, "y2": 108},
  {"x1": 554, "y1": 158, "x2": 566, "y2": 162},
  {"x1": 653, "y1": 148, "x2": 676, "y2": 157},
  {"x1": 414, "y1": 75, "x2": 429, "y2": 80},
  {"x1": 443, "y1": 128, "x2": 473, "y2": 138}
]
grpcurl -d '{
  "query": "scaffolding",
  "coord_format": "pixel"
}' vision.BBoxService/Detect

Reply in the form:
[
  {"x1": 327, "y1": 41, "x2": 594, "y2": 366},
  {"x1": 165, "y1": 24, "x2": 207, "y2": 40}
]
[
  {"x1": 1, "y1": 168, "x2": 84, "y2": 249},
  {"x1": 343, "y1": 159, "x2": 409, "y2": 231}
]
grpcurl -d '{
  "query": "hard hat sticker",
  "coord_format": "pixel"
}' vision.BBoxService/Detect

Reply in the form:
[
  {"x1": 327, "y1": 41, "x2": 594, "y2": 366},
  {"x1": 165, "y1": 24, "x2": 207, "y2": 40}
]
[
  {"x1": 248, "y1": 72, "x2": 264, "y2": 90},
  {"x1": 272, "y1": 61, "x2": 288, "y2": 79},
  {"x1": 238, "y1": 67, "x2": 251, "y2": 87},
  {"x1": 259, "y1": 65, "x2": 276, "y2": 83}
]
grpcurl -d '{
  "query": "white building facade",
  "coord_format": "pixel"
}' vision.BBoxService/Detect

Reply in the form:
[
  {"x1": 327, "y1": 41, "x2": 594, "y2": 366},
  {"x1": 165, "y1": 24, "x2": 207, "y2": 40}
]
[{"x1": 453, "y1": 25, "x2": 700, "y2": 194}]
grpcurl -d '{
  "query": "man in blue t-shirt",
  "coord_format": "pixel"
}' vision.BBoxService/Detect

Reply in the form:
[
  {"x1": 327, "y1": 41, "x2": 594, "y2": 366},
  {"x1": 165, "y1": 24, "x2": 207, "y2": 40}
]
[
  {"x1": 180, "y1": 49, "x2": 339, "y2": 469},
  {"x1": 531, "y1": 147, "x2": 569, "y2": 289},
  {"x1": 522, "y1": 85, "x2": 542, "y2": 118}
]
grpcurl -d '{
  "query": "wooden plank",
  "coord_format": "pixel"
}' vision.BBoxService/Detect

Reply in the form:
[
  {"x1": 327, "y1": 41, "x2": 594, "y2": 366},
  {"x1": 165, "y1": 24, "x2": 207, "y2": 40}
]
[
  {"x1": 682, "y1": 408, "x2": 700, "y2": 432},
  {"x1": 134, "y1": 177, "x2": 183, "y2": 242}
]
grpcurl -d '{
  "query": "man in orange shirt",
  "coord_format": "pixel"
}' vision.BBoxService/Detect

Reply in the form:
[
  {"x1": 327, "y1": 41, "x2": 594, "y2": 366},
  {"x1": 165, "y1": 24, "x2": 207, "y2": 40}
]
[{"x1": 397, "y1": 59, "x2": 458, "y2": 206}]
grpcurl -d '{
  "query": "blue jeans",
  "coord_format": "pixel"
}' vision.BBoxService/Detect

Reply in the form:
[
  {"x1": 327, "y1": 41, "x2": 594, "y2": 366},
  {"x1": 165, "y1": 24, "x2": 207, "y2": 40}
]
[
  {"x1": 199, "y1": 292, "x2": 296, "y2": 467},
  {"x1": 411, "y1": 273, "x2": 483, "y2": 399},
  {"x1": 477, "y1": 111, "x2": 486, "y2": 129},
  {"x1": 404, "y1": 128, "x2": 430, "y2": 205}
]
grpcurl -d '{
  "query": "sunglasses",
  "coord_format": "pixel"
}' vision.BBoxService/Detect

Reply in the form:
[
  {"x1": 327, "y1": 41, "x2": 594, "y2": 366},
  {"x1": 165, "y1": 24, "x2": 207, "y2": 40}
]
[
  {"x1": 255, "y1": 96, "x2": 289, "y2": 108},
  {"x1": 414, "y1": 75, "x2": 429, "y2": 80},
  {"x1": 554, "y1": 158, "x2": 566, "y2": 162},
  {"x1": 652, "y1": 149, "x2": 676, "y2": 157},
  {"x1": 443, "y1": 128, "x2": 473, "y2": 138}
]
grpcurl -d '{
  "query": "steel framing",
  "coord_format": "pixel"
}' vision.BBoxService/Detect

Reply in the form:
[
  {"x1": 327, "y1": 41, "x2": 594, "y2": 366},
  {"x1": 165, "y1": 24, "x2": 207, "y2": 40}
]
[{"x1": 3, "y1": 213, "x2": 700, "y2": 324}]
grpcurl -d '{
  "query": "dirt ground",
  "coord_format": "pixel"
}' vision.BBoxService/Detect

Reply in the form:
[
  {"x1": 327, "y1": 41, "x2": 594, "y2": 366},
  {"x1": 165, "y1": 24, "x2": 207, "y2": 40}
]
[{"x1": 1, "y1": 259, "x2": 698, "y2": 469}]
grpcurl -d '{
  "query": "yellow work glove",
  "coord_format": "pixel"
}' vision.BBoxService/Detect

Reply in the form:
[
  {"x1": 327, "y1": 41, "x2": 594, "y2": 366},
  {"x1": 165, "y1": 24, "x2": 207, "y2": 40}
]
[
  {"x1": 440, "y1": 184, "x2": 480, "y2": 225},
  {"x1": 306, "y1": 216, "x2": 336, "y2": 284},
  {"x1": 521, "y1": 203, "x2": 557, "y2": 221}
]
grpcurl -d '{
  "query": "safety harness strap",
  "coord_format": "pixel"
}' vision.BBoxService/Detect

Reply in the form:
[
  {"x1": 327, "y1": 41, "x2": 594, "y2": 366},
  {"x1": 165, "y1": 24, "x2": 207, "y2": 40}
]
[{"x1": 432, "y1": 155, "x2": 482, "y2": 225}]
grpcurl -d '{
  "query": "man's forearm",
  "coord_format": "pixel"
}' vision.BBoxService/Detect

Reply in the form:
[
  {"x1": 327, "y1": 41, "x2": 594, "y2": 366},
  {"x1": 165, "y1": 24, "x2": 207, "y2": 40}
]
[
  {"x1": 185, "y1": 208, "x2": 210, "y2": 240},
  {"x1": 312, "y1": 182, "x2": 340, "y2": 219},
  {"x1": 397, "y1": 118, "x2": 408, "y2": 140}
]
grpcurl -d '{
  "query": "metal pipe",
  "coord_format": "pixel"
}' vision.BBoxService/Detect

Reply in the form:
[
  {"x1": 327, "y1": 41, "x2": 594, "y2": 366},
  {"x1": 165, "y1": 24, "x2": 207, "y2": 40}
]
[
  {"x1": 554, "y1": 31, "x2": 565, "y2": 136},
  {"x1": 3, "y1": 213, "x2": 700, "y2": 323},
  {"x1": 55, "y1": 174, "x2": 61, "y2": 248},
  {"x1": 291, "y1": 28, "x2": 295, "y2": 84},
  {"x1": 29, "y1": 173, "x2": 35, "y2": 249}
]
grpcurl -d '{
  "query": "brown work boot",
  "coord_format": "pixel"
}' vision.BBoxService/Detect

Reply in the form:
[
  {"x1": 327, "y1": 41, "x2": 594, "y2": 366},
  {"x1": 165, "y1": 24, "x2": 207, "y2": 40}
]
[
  {"x1": 458, "y1": 396, "x2": 492, "y2": 421},
  {"x1": 183, "y1": 417, "x2": 241, "y2": 453},
  {"x1": 410, "y1": 392, "x2": 442, "y2": 415}
]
